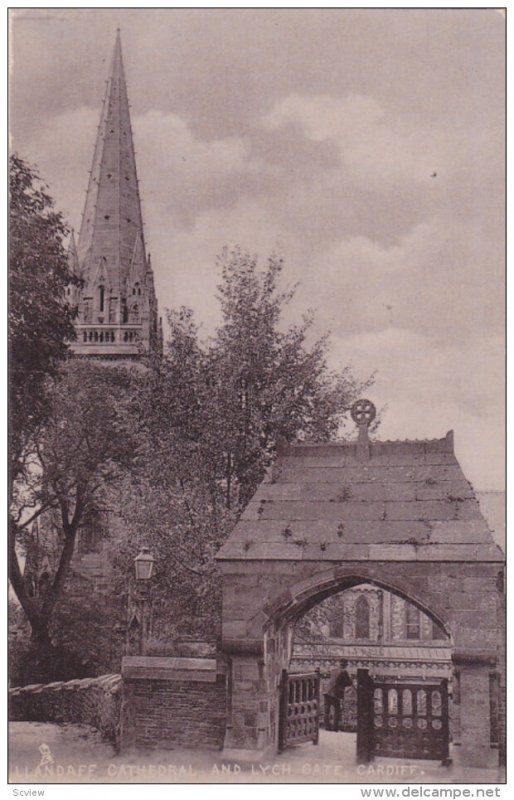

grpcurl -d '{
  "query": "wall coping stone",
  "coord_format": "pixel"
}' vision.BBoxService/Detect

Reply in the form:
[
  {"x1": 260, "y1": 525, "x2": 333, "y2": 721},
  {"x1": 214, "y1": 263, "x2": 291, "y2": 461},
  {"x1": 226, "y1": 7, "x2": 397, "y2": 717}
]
[
  {"x1": 9, "y1": 674, "x2": 122, "y2": 696},
  {"x1": 220, "y1": 638, "x2": 264, "y2": 657},
  {"x1": 121, "y1": 656, "x2": 219, "y2": 682}
]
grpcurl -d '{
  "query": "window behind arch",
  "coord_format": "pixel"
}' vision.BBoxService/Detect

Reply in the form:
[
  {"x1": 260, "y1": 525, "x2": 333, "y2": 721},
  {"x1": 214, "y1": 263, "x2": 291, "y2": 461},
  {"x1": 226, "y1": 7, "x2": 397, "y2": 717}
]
[
  {"x1": 99, "y1": 285, "x2": 105, "y2": 312},
  {"x1": 329, "y1": 614, "x2": 345, "y2": 638},
  {"x1": 355, "y1": 594, "x2": 370, "y2": 639},
  {"x1": 406, "y1": 603, "x2": 421, "y2": 639}
]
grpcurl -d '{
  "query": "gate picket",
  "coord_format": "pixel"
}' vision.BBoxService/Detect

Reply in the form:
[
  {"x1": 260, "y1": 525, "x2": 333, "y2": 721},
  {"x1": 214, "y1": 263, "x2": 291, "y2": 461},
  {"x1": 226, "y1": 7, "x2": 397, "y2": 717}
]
[{"x1": 278, "y1": 669, "x2": 320, "y2": 752}]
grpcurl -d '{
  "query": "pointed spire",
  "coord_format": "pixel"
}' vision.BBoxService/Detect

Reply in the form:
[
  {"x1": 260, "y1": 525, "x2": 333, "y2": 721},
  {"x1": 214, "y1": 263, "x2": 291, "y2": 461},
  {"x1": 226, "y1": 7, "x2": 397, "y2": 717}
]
[
  {"x1": 76, "y1": 30, "x2": 146, "y2": 292},
  {"x1": 71, "y1": 31, "x2": 160, "y2": 358}
]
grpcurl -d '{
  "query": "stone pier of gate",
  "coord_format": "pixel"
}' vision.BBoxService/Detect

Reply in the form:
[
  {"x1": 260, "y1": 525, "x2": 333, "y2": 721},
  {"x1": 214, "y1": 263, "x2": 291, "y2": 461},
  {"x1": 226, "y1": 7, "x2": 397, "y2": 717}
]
[{"x1": 215, "y1": 411, "x2": 504, "y2": 769}]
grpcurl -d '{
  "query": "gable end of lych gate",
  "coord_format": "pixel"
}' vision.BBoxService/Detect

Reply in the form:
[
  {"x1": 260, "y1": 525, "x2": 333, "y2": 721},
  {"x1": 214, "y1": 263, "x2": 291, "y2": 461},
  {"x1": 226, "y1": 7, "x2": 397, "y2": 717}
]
[{"x1": 216, "y1": 424, "x2": 502, "y2": 568}]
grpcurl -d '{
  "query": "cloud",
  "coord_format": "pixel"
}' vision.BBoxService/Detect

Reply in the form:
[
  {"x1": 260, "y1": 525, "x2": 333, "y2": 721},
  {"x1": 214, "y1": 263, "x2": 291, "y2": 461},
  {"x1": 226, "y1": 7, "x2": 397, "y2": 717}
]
[
  {"x1": 144, "y1": 196, "x2": 290, "y2": 333},
  {"x1": 134, "y1": 110, "x2": 254, "y2": 181},
  {"x1": 133, "y1": 110, "x2": 272, "y2": 226},
  {"x1": 294, "y1": 215, "x2": 504, "y2": 342},
  {"x1": 265, "y1": 93, "x2": 385, "y2": 143},
  {"x1": 12, "y1": 106, "x2": 99, "y2": 230},
  {"x1": 263, "y1": 91, "x2": 504, "y2": 216},
  {"x1": 264, "y1": 92, "x2": 445, "y2": 187}
]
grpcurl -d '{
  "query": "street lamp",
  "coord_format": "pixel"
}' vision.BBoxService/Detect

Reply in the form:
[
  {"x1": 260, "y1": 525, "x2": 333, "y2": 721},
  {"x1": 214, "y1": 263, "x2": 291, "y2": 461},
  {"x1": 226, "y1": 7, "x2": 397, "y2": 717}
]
[
  {"x1": 134, "y1": 547, "x2": 155, "y2": 581},
  {"x1": 126, "y1": 547, "x2": 155, "y2": 656}
]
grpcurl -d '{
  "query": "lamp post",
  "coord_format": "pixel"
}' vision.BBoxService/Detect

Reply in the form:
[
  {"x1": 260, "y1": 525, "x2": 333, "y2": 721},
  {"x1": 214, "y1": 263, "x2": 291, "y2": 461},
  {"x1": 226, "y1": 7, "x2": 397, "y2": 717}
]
[
  {"x1": 134, "y1": 546, "x2": 155, "y2": 582},
  {"x1": 126, "y1": 547, "x2": 155, "y2": 656}
]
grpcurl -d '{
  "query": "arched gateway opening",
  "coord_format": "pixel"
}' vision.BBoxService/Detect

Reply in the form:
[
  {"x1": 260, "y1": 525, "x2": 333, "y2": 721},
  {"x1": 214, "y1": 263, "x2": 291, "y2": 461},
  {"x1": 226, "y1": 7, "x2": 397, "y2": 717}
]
[
  {"x1": 264, "y1": 573, "x2": 452, "y2": 764},
  {"x1": 215, "y1": 402, "x2": 504, "y2": 770}
]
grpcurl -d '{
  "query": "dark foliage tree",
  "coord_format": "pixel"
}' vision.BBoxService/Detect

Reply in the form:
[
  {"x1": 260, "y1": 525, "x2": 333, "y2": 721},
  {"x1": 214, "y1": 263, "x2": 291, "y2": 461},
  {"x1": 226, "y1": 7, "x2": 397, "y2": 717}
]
[
  {"x1": 9, "y1": 154, "x2": 77, "y2": 484},
  {"x1": 10, "y1": 362, "x2": 142, "y2": 648},
  {"x1": 120, "y1": 248, "x2": 374, "y2": 644}
]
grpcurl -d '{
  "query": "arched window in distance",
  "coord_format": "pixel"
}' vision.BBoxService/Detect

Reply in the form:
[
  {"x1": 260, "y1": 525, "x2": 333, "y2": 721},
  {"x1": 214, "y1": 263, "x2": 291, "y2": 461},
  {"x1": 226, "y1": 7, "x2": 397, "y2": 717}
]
[
  {"x1": 406, "y1": 603, "x2": 421, "y2": 640},
  {"x1": 355, "y1": 594, "x2": 370, "y2": 639},
  {"x1": 329, "y1": 613, "x2": 344, "y2": 638},
  {"x1": 388, "y1": 689, "x2": 398, "y2": 715},
  {"x1": 99, "y1": 285, "x2": 105, "y2": 312}
]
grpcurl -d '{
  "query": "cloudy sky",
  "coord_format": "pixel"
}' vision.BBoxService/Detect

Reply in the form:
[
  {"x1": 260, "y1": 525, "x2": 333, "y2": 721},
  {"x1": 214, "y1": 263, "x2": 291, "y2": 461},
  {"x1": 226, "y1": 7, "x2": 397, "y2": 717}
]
[{"x1": 10, "y1": 8, "x2": 505, "y2": 490}]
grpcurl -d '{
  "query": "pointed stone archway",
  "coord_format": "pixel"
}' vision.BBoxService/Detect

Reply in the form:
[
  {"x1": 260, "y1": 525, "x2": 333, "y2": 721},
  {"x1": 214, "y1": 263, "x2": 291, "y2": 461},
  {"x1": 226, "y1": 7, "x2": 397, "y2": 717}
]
[{"x1": 216, "y1": 405, "x2": 504, "y2": 768}]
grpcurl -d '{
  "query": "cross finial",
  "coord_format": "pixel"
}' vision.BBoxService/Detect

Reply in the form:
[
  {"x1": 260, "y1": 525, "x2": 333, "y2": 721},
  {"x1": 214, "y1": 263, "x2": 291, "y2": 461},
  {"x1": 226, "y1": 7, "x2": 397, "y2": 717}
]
[
  {"x1": 351, "y1": 399, "x2": 376, "y2": 429},
  {"x1": 351, "y1": 399, "x2": 376, "y2": 461}
]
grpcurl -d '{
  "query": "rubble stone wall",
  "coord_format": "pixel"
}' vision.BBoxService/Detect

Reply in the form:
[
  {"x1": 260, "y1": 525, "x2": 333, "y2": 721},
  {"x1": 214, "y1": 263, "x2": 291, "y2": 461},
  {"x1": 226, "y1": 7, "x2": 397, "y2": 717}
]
[{"x1": 9, "y1": 674, "x2": 122, "y2": 747}]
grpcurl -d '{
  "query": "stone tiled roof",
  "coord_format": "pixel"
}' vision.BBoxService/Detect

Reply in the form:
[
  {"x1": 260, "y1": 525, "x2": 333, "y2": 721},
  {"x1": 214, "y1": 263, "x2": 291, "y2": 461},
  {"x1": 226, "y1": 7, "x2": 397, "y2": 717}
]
[
  {"x1": 476, "y1": 491, "x2": 505, "y2": 550},
  {"x1": 217, "y1": 431, "x2": 504, "y2": 562}
]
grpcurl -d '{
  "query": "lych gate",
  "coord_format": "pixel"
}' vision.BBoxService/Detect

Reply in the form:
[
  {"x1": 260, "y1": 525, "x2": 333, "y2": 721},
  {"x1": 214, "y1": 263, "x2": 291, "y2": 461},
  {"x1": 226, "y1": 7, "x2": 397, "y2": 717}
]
[
  {"x1": 356, "y1": 671, "x2": 450, "y2": 764},
  {"x1": 215, "y1": 402, "x2": 504, "y2": 768}
]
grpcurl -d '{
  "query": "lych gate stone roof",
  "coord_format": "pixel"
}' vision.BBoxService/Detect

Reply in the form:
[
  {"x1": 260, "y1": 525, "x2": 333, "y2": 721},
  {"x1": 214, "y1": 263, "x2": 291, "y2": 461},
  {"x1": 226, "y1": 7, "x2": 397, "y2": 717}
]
[
  {"x1": 217, "y1": 428, "x2": 503, "y2": 564},
  {"x1": 476, "y1": 491, "x2": 505, "y2": 550}
]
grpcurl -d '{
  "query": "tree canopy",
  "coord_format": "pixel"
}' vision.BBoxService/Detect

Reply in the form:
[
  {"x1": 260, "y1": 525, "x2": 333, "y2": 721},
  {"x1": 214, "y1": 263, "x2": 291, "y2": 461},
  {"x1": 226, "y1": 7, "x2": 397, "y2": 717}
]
[
  {"x1": 10, "y1": 361, "x2": 142, "y2": 646},
  {"x1": 120, "y1": 247, "x2": 373, "y2": 644},
  {"x1": 9, "y1": 153, "x2": 77, "y2": 482}
]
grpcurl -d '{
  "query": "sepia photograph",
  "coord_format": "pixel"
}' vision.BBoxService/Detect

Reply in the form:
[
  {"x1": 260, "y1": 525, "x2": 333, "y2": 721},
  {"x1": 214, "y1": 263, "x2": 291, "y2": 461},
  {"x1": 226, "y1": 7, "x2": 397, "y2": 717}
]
[{"x1": 8, "y1": 6, "x2": 505, "y2": 789}]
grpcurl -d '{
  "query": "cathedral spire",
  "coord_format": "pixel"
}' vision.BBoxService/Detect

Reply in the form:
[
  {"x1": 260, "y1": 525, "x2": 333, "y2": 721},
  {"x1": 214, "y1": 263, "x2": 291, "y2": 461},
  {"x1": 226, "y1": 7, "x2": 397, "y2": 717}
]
[
  {"x1": 77, "y1": 30, "x2": 145, "y2": 286},
  {"x1": 71, "y1": 31, "x2": 161, "y2": 357}
]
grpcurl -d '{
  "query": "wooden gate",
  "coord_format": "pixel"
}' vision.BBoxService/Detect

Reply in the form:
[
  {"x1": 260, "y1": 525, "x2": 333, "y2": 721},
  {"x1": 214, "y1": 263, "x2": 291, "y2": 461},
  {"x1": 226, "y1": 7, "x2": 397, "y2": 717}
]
[
  {"x1": 278, "y1": 669, "x2": 320, "y2": 752},
  {"x1": 357, "y1": 669, "x2": 450, "y2": 764}
]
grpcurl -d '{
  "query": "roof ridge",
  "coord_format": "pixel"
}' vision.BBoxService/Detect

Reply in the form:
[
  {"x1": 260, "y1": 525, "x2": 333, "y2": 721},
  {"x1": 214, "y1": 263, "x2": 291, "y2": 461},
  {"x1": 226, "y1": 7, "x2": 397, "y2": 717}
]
[{"x1": 288, "y1": 435, "x2": 453, "y2": 449}]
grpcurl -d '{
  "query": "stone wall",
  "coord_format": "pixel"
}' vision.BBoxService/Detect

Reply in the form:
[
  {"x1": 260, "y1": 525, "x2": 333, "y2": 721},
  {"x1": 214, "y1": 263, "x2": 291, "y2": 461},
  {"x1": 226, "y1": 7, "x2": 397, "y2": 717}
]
[
  {"x1": 121, "y1": 656, "x2": 227, "y2": 751},
  {"x1": 9, "y1": 674, "x2": 122, "y2": 747}
]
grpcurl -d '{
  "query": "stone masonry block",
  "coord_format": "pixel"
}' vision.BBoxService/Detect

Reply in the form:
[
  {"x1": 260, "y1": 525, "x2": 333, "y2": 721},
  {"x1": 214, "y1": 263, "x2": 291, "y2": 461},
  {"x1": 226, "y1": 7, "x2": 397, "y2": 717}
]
[
  {"x1": 222, "y1": 620, "x2": 249, "y2": 638},
  {"x1": 462, "y1": 577, "x2": 497, "y2": 593},
  {"x1": 446, "y1": 592, "x2": 479, "y2": 609},
  {"x1": 290, "y1": 569, "x2": 336, "y2": 599}
]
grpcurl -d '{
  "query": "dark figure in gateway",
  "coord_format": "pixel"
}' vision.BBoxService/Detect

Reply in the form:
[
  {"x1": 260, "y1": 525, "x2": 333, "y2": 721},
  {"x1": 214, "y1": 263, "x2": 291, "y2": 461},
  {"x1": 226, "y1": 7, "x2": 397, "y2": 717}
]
[{"x1": 324, "y1": 659, "x2": 354, "y2": 732}]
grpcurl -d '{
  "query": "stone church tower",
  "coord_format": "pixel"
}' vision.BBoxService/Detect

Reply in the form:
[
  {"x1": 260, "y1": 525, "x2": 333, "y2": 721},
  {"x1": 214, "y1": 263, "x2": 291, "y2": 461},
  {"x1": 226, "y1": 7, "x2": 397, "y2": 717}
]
[{"x1": 69, "y1": 30, "x2": 162, "y2": 358}]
